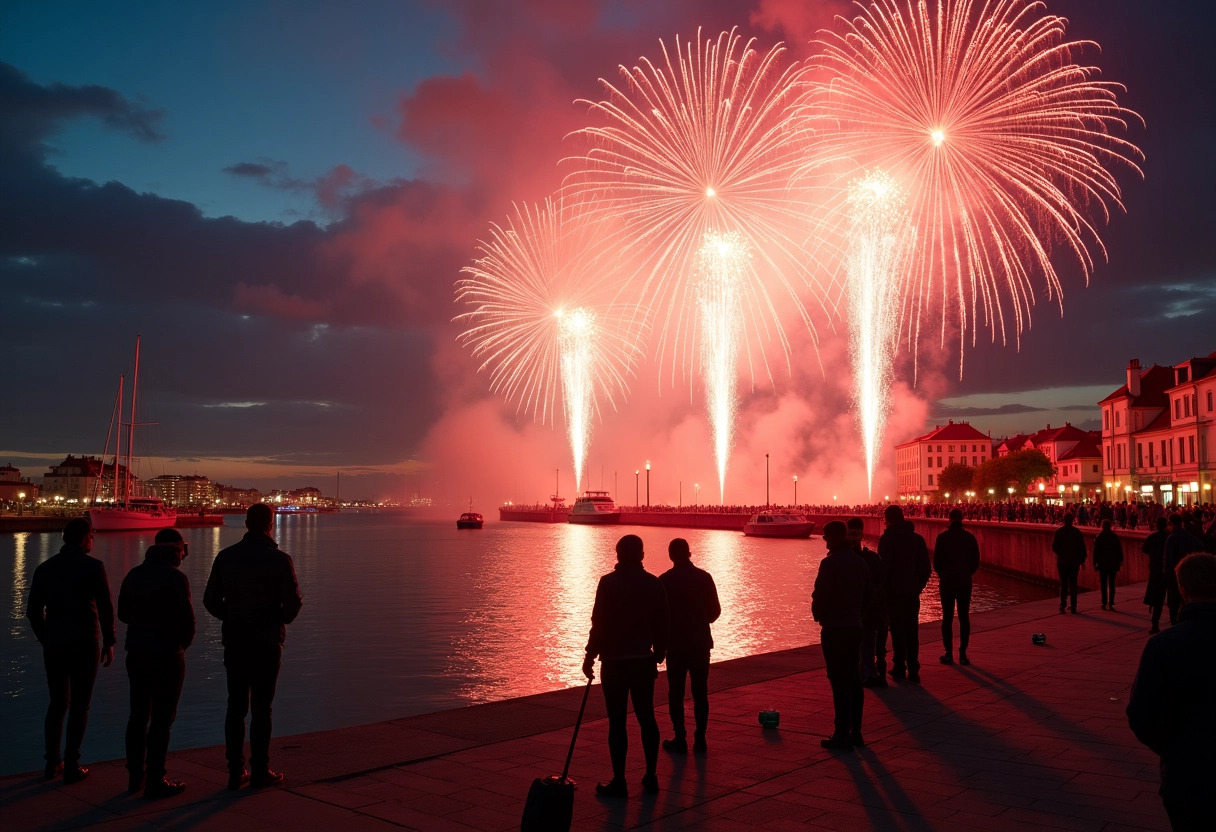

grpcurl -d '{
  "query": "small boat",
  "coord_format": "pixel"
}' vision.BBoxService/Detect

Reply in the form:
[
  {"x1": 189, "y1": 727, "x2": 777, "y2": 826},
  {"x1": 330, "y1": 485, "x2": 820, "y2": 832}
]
[
  {"x1": 743, "y1": 511, "x2": 816, "y2": 538},
  {"x1": 457, "y1": 512, "x2": 484, "y2": 529},
  {"x1": 567, "y1": 490, "x2": 622, "y2": 524}
]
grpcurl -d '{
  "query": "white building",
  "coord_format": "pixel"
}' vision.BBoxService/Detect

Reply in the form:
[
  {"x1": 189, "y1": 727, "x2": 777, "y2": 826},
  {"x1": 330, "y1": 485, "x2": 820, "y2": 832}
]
[{"x1": 894, "y1": 420, "x2": 994, "y2": 499}]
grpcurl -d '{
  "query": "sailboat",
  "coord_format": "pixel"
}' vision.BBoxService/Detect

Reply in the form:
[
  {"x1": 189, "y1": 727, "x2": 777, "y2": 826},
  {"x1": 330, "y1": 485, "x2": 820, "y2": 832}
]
[{"x1": 87, "y1": 336, "x2": 177, "y2": 532}]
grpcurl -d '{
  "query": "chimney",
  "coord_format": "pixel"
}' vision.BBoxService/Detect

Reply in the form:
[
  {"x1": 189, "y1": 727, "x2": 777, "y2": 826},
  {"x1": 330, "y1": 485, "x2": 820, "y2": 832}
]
[{"x1": 1127, "y1": 358, "x2": 1142, "y2": 397}]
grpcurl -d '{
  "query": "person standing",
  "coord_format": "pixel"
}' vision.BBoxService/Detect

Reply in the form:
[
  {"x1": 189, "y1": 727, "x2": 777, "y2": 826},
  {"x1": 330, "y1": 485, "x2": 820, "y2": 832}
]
[
  {"x1": 1052, "y1": 513, "x2": 1088, "y2": 613},
  {"x1": 1092, "y1": 519, "x2": 1125, "y2": 611},
  {"x1": 847, "y1": 518, "x2": 888, "y2": 688},
  {"x1": 204, "y1": 504, "x2": 302, "y2": 790},
  {"x1": 583, "y1": 534, "x2": 669, "y2": 798},
  {"x1": 878, "y1": 505, "x2": 931, "y2": 683},
  {"x1": 1163, "y1": 513, "x2": 1205, "y2": 625},
  {"x1": 1142, "y1": 516, "x2": 1169, "y2": 633},
  {"x1": 25, "y1": 518, "x2": 115, "y2": 783},
  {"x1": 933, "y1": 508, "x2": 980, "y2": 665},
  {"x1": 118, "y1": 528, "x2": 195, "y2": 798},
  {"x1": 658, "y1": 538, "x2": 720, "y2": 755},
  {"x1": 1127, "y1": 552, "x2": 1216, "y2": 830},
  {"x1": 812, "y1": 521, "x2": 871, "y2": 749}
]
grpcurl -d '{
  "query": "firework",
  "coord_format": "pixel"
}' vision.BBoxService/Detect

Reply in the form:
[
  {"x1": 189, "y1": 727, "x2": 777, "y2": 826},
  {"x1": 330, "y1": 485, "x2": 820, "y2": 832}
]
[
  {"x1": 694, "y1": 231, "x2": 750, "y2": 502},
  {"x1": 455, "y1": 200, "x2": 641, "y2": 491},
  {"x1": 802, "y1": 0, "x2": 1143, "y2": 372},
  {"x1": 846, "y1": 172, "x2": 913, "y2": 499}
]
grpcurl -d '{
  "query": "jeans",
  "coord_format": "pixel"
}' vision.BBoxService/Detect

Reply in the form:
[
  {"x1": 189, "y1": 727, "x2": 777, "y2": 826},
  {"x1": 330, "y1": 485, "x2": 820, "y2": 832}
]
[
  {"x1": 859, "y1": 619, "x2": 888, "y2": 682},
  {"x1": 940, "y1": 584, "x2": 972, "y2": 654},
  {"x1": 600, "y1": 658, "x2": 659, "y2": 780},
  {"x1": 1099, "y1": 570, "x2": 1118, "y2": 607},
  {"x1": 126, "y1": 651, "x2": 185, "y2": 780},
  {"x1": 821, "y1": 628, "x2": 863, "y2": 738},
  {"x1": 888, "y1": 595, "x2": 922, "y2": 674},
  {"x1": 665, "y1": 648, "x2": 710, "y2": 740},
  {"x1": 1058, "y1": 564, "x2": 1080, "y2": 611},
  {"x1": 43, "y1": 641, "x2": 100, "y2": 766},
  {"x1": 224, "y1": 642, "x2": 282, "y2": 774}
]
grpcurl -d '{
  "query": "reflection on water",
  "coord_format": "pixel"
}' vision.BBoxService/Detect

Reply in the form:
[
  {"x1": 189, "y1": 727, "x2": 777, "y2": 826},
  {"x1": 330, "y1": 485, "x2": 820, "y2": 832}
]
[{"x1": 0, "y1": 514, "x2": 1053, "y2": 774}]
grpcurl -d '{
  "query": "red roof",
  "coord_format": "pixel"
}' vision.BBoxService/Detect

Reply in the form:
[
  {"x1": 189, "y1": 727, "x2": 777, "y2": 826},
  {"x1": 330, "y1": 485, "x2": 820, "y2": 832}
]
[
  {"x1": 1137, "y1": 408, "x2": 1174, "y2": 435},
  {"x1": 898, "y1": 420, "x2": 992, "y2": 447},
  {"x1": 1099, "y1": 364, "x2": 1173, "y2": 407},
  {"x1": 1057, "y1": 436, "x2": 1101, "y2": 461},
  {"x1": 995, "y1": 434, "x2": 1029, "y2": 453}
]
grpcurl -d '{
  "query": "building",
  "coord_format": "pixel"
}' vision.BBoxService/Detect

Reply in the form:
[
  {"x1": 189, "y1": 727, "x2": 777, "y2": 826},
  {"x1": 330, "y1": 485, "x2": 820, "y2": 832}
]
[
  {"x1": 148, "y1": 474, "x2": 218, "y2": 507},
  {"x1": 1055, "y1": 435, "x2": 1104, "y2": 501},
  {"x1": 895, "y1": 420, "x2": 994, "y2": 499},
  {"x1": 218, "y1": 484, "x2": 263, "y2": 507},
  {"x1": 1100, "y1": 353, "x2": 1216, "y2": 505},
  {"x1": 998, "y1": 422, "x2": 1101, "y2": 501},
  {"x1": 0, "y1": 464, "x2": 41, "y2": 504},
  {"x1": 41, "y1": 455, "x2": 134, "y2": 503}
]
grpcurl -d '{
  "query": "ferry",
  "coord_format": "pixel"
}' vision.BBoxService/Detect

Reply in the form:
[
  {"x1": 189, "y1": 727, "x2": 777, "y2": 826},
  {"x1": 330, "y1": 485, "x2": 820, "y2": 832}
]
[
  {"x1": 743, "y1": 510, "x2": 816, "y2": 538},
  {"x1": 567, "y1": 490, "x2": 622, "y2": 524},
  {"x1": 457, "y1": 512, "x2": 484, "y2": 529}
]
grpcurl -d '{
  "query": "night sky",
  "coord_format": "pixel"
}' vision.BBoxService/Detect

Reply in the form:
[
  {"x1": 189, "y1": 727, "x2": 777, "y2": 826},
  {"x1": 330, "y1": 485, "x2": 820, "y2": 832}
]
[{"x1": 2, "y1": 0, "x2": 1214, "y2": 505}]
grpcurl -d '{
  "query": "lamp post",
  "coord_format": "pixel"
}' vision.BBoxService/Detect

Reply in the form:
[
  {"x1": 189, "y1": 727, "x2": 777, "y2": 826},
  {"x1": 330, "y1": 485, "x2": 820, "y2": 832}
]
[
  {"x1": 695, "y1": 483, "x2": 700, "y2": 505},
  {"x1": 1072, "y1": 484, "x2": 1079, "y2": 503},
  {"x1": 17, "y1": 491, "x2": 25, "y2": 516},
  {"x1": 793, "y1": 475, "x2": 798, "y2": 507},
  {"x1": 645, "y1": 461, "x2": 650, "y2": 508},
  {"x1": 635, "y1": 470, "x2": 639, "y2": 507}
]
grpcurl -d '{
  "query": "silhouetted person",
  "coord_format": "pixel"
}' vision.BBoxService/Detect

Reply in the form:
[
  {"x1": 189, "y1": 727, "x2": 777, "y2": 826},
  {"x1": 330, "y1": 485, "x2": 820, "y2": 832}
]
[
  {"x1": 1127, "y1": 552, "x2": 1216, "y2": 831},
  {"x1": 582, "y1": 534, "x2": 669, "y2": 798},
  {"x1": 25, "y1": 518, "x2": 115, "y2": 783},
  {"x1": 1163, "y1": 513, "x2": 1204, "y2": 625},
  {"x1": 118, "y1": 528, "x2": 195, "y2": 798},
  {"x1": 204, "y1": 504, "x2": 302, "y2": 790},
  {"x1": 878, "y1": 505, "x2": 930, "y2": 683},
  {"x1": 847, "y1": 517, "x2": 887, "y2": 687},
  {"x1": 813, "y1": 521, "x2": 871, "y2": 749},
  {"x1": 1052, "y1": 513, "x2": 1087, "y2": 613},
  {"x1": 1092, "y1": 519, "x2": 1124, "y2": 611},
  {"x1": 933, "y1": 508, "x2": 980, "y2": 665},
  {"x1": 1142, "y1": 517, "x2": 1169, "y2": 633},
  {"x1": 658, "y1": 538, "x2": 720, "y2": 755}
]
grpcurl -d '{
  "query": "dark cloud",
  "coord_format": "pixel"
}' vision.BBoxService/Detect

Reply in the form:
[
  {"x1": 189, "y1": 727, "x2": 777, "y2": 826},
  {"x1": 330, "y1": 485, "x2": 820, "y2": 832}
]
[{"x1": 223, "y1": 161, "x2": 278, "y2": 179}]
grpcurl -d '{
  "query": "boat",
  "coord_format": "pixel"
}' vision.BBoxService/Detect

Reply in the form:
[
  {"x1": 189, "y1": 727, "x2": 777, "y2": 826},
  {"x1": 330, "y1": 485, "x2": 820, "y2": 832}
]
[
  {"x1": 87, "y1": 336, "x2": 178, "y2": 532},
  {"x1": 567, "y1": 490, "x2": 622, "y2": 524},
  {"x1": 743, "y1": 510, "x2": 816, "y2": 538},
  {"x1": 457, "y1": 512, "x2": 484, "y2": 529}
]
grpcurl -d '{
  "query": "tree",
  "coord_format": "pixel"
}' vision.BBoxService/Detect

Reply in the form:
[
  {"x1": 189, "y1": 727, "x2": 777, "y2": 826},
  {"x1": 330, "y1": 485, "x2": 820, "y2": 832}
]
[
  {"x1": 937, "y1": 463, "x2": 975, "y2": 498},
  {"x1": 973, "y1": 450, "x2": 1055, "y2": 496}
]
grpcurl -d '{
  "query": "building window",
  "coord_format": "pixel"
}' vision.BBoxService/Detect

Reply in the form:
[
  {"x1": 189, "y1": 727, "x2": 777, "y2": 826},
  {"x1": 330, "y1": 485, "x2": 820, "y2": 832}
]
[
  {"x1": 972, "y1": 456, "x2": 978, "y2": 465},
  {"x1": 1104, "y1": 410, "x2": 1109, "y2": 430},
  {"x1": 928, "y1": 474, "x2": 934, "y2": 485},
  {"x1": 1208, "y1": 391, "x2": 1213, "y2": 412},
  {"x1": 1175, "y1": 399, "x2": 1182, "y2": 420},
  {"x1": 1179, "y1": 437, "x2": 1186, "y2": 463},
  {"x1": 1093, "y1": 464, "x2": 1099, "y2": 473},
  {"x1": 1190, "y1": 435, "x2": 1196, "y2": 463},
  {"x1": 949, "y1": 457, "x2": 955, "y2": 466},
  {"x1": 1138, "y1": 443, "x2": 1144, "y2": 468},
  {"x1": 1116, "y1": 410, "x2": 1121, "y2": 428},
  {"x1": 937, "y1": 457, "x2": 943, "y2": 468},
  {"x1": 1185, "y1": 396, "x2": 1192, "y2": 417},
  {"x1": 1106, "y1": 446, "x2": 1112, "y2": 468},
  {"x1": 948, "y1": 445, "x2": 954, "y2": 453}
]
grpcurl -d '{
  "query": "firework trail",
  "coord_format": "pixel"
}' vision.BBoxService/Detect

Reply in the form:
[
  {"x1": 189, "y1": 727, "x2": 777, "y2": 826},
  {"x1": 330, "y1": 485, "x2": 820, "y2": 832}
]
[
  {"x1": 455, "y1": 199, "x2": 640, "y2": 492},
  {"x1": 846, "y1": 172, "x2": 912, "y2": 499},
  {"x1": 803, "y1": 0, "x2": 1143, "y2": 374},
  {"x1": 566, "y1": 28, "x2": 826, "y2": 499},
  {"x1": 694, "y1": 231, "x2": 750, "y2": 502}
]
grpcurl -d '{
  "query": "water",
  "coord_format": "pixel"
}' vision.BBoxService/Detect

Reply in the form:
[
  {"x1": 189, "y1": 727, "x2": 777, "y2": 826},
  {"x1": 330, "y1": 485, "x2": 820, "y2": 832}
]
[{"x1": 0, "y1": 512, "x2": 1052, "y2": 774}]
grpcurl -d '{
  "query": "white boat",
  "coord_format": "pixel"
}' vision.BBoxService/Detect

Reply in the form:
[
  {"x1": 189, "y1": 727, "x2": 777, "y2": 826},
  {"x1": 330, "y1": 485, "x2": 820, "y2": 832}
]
[
  {"x1": 87, "y1": 336, "x2": 178, "y2": 532},
  {"x1": 567, "y1": 490, "x2": 622, "y2": 524},
  {"x1": 743, "y1": 511, "x2": 816, "y2": 538}
]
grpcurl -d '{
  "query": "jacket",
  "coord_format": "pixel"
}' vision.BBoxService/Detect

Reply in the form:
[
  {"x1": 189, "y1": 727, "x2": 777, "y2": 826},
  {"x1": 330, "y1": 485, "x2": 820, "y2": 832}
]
[
  {"x1": 933, "y1": 523, "x2": 981, "y2": 588},
  {"x1": 26, "y1": 544, "x2": 116, "y2": 647},
  {"x1": 586, "y1": 561, "x2": 669, "y2": 663},
  {"x1": 1142, "y1": 529, "x2": 1168, "y2": 606},
  {"x1": 659, "y1": 560, "x2": 721, "y2": 652},
  {"x1": 812, "y1": 545, "x2": 871, "y2": 629},
  {"x1": 118, "y1": 544, "x2": 195, "y2": 654},
  {"x1": 1051, "y1": 524, "x2": 1087, "y2": 569},
  {"x1": 203, "y1": 531, "x2": 302, "y2": 648},
  {"x1": 856, "y1": 545, "x2": 887, "y2": 627},
  {"x1": 1126, "y1": 601, "x2": 1216, "y2": 801},
  {"x1": 1092, "y1": 530, "x2": 1124, "y2": 573},
  {"x1": 879, "y1": 520, "x2": 931, "y2": 598}
]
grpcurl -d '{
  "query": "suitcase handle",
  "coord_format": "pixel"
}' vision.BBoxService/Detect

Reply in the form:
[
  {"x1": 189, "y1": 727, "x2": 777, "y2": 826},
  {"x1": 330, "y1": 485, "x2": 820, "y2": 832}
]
[{"x1": 560, "y1": 680, "x2": 592, "y2": 781}]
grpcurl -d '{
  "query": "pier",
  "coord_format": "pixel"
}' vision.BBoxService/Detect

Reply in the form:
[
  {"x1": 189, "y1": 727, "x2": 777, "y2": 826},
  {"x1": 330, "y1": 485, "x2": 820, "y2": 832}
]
[{"x1": 1, "y1": 583, "x2": 1168, "y2": 830}]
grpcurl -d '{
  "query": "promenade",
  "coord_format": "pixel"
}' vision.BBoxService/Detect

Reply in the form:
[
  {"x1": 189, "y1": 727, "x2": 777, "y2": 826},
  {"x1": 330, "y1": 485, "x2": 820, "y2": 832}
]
[{"x1": 2, "y1": 584, "x2": 1167, "y2": 831}]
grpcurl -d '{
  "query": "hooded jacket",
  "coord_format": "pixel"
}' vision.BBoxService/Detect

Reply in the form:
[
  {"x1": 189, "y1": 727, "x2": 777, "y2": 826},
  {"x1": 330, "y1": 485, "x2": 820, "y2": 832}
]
[{"x1": 118, "y1": 543, "x2": 195, "y2": 654}]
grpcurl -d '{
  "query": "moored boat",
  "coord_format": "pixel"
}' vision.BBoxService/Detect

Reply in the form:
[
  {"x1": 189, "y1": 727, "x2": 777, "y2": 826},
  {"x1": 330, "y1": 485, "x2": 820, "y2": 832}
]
[
  {"x1": 567, "y1": 490, "x2": 621, "y2": 524},
  {"x1": 457, "y1": 512, "x2": 484, "y2": 529},
  {"x1": 743, "y1": 511, "x2": 816, "y2": 538}
]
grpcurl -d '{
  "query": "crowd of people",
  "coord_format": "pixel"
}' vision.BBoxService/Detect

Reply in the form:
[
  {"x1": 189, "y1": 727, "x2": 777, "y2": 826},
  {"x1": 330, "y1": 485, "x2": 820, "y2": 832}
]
[{"x1": 25, "y1": 504, "x2": 301, "y2": 798}]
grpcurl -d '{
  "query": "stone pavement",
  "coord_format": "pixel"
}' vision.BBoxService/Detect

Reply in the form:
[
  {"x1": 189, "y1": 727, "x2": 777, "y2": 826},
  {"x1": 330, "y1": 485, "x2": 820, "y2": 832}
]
[{"x1": 2, "y1": 584, "x2": 1169, "y2": 831}]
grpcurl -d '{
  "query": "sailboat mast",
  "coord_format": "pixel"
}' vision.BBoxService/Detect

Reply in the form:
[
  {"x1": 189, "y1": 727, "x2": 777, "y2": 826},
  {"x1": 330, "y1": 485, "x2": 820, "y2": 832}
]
[
  {"x1": 125, "y1": 335, "x2": 141, "y2": 506},
  {"x1": 94, "y1": 376, "x2": 123, "y2": 504}
]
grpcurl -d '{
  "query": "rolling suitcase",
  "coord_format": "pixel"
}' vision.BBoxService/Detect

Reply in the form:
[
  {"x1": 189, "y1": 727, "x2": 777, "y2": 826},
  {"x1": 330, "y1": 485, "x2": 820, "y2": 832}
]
[{"x1": 520, "y1": 680, "x2": 592, "y2": 832}]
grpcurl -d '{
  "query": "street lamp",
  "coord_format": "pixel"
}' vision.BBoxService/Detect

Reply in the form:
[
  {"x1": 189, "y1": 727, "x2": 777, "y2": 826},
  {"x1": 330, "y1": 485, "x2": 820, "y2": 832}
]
[
  {"x1": 694, "y1": 483, "x2": 700, "y2": 505},
  {"x1": 645, "y1": 461, "x2": 650, "y2": 507},
  {"x1": 987, "y1": 488, "x2": 994, "y2": 497},
  {"x1": 1072, "y1": 484, "x2": 1080, "y2": 503},
  {"x1": 765, "y1": 453, "x2": 770, "y2": 507},
  {"x1": 17, "y1": 491, "x2": 25, "y2": 516},
  {"x1": 793, "y1": 475, "x2": 798, "y2": 506},
  {"x1": 635, "y1": 470, "x2": 639, "y2": 506}
]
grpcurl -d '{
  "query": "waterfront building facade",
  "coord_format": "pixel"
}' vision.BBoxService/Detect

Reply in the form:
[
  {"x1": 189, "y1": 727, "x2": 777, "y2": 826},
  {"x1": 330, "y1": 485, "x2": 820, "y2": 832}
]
[
  {"x1": 998, "y1": 423, "x2": 1102, "y2": 501},
  {"x1": 148, "y1": 474, "x2": 218, "y2": 507},
  {"x1": 1100, "y1": 353, "x2": 1216, "y2": 505},
  {"x1": 0, "y1": 464, "x2": 41, "y2": 504},
  {"x1": 40, "y1": 454, "x2": 133, "y2": 503},
  {"x1": 895, "y1": 420, "x2": 994, "y2": 499}
]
